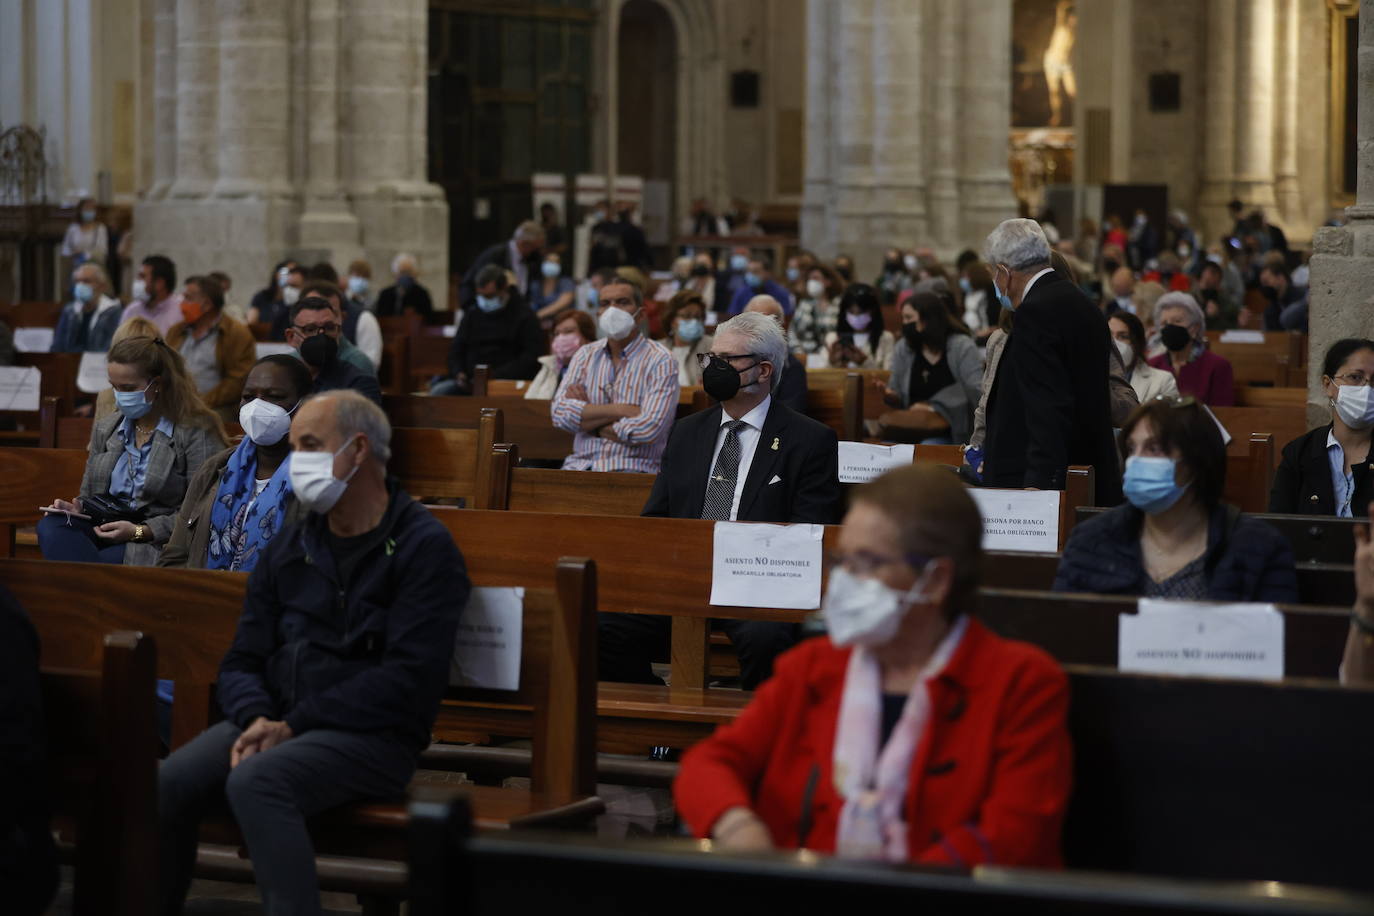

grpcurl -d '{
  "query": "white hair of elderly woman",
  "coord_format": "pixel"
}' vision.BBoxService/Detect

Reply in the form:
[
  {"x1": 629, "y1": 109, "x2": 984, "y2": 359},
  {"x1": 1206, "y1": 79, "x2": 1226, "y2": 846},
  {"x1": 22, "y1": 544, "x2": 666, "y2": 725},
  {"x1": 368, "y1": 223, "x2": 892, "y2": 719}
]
[
  {"x1": 1154, "y1": 291, "x2": 1206, "y2": 333},
  {"x1": 983, "y1": 218, "x2": 1052, "y2": 272},
  {"x1": 391, "y1": 253, "x2": 417, "y2": 276},
  {"x1": 713, "y1": 310, "x2": 788, "y2": 392}
]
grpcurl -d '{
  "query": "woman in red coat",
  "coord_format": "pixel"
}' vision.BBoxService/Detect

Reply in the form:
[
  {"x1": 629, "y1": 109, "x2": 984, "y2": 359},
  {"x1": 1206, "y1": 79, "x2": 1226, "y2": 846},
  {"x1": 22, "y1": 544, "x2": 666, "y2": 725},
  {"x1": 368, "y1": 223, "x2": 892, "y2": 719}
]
[{"x1": 674, "y1": 463, "x2": 1073, "y2": 867}]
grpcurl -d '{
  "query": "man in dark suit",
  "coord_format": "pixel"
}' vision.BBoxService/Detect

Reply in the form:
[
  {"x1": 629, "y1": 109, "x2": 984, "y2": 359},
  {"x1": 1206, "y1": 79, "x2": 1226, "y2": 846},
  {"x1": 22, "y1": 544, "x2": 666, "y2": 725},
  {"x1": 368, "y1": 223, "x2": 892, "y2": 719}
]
[
  {"x1": 599, "y1": 311, "x2": 841, "y2": 690},
  {"x1": 982, "y1": 218, "x2": 1122, "y2": 506},
  {"x1": 459, "y1": 220, "x2": 545, "y2": 305}
]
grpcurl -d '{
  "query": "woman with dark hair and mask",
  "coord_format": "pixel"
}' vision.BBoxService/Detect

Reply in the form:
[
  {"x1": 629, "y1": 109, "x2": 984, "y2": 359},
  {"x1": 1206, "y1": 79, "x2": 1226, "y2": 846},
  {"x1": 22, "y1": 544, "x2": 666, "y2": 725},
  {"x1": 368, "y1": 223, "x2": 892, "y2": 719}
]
[
  {"x1": 160, "y1": 354, "x2": 314, "y2": 569},
  {"x1": 1270, "y1": 338, "x2": 1374, "y2": 516},
  {"x1": 674, "y1": 463, "x2": 1072, "y2": 866},
  {"x1": 1145, "y1": 292, "x2": 1235, "y2": 406},
  {"x1": 38, "y1": 336, "x2": 227, "y2": 566},
  {"x1": 882, "y1": 292, "x2": 983, "y2": 444},
  {"x1": 824, "y1": 283, "x2": 894, "y2": 370},
  {"x1": 1055, "y1": 397, "x2": 1296, "y2": 601}
]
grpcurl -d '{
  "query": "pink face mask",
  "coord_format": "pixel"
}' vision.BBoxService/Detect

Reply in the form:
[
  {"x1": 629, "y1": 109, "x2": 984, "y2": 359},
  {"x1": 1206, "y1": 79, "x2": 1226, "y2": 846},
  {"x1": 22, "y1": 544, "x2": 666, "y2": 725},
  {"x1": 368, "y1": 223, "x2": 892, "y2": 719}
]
[{"x1": 551, "y1": 331, "x2": 583, "y2": 363}]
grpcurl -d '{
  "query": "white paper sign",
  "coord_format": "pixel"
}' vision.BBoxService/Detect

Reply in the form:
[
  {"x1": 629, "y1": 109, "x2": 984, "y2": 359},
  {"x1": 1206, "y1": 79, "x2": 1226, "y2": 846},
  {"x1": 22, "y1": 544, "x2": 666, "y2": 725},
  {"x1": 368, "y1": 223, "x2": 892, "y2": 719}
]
[
  {"x1": 710, "y1": 522, "x2": 824, "y2": 610},
  {"x1": 838, "y1": 442, "x2": 915, "y2": 484},
  {"x1": 1218, "y1": 330, "x2": 1266, "y2": 344},
  {"x1": 76, "y1": 351, "x2": 108, "y2": 393},
  {"x1": 805, "y1": 351, "x2": 829, "y2": 370},
  {"x1": 1119, "y1": 600, "x2": 1284, "y2": 681},
  {"x1": 13, "y1": 327, "x2": 53, "y2": 353},
  {"x1": 968, "y1": 488, "x2": 1061, "y2": 553},
  {"x1": 449, "y1": 586, "x2": 524, "y2": 691},
  {"x1": 0, "y1": 366, "x2": 40, "y2": 411},
  {"x1": 254, "y1": 342, "x2": 297, "y2": 360}
]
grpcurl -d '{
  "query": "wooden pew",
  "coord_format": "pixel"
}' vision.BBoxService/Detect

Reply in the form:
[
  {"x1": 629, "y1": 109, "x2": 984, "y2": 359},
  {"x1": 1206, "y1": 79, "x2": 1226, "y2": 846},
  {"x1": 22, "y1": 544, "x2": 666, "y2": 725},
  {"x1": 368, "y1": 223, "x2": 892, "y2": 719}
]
[
  {"x1": 1212, "y1": 406, "x2": 1310, "y2": 468},
  {"x1": 1223, "y1": 433, "x2": 1275, "y2": 513},
  {"x1": 492, "y1": 445, "x2": 655, "y2": 516},
  {"x1": 0, "y1": 299, "x2": 64, "y2": 329},
  {"x1": 803, "y1": 370, "x2": 864, "y2": 440},
  {"x1": 0, "y1": 446, "x2": 87, "y2": 556},
  {"x1": 1234, "y1": 386, "x2": 1306, "y2": 409},
  {"x1": 1078, "y1": 507, "x2": 1363, "y2": 567},
  {"x1": 390, "y1": 410, "x2": 500, "y2": 507},
  {"x1": 384, "y1": 394, "x2": 574, "y2": 464},
  {"x1": 45, "y1": 630, "x2": 158, "y2": 916},
  {"x1": 2, "y1": 556, "x2": 604, "y2": 900}
]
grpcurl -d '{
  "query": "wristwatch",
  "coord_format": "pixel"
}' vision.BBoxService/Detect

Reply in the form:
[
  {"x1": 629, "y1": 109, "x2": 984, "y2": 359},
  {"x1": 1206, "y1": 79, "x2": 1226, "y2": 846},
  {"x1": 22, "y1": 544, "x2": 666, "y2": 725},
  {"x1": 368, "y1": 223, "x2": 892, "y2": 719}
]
[{"x1": 133, "y1": 523, "x2": 147, "y2": 543}]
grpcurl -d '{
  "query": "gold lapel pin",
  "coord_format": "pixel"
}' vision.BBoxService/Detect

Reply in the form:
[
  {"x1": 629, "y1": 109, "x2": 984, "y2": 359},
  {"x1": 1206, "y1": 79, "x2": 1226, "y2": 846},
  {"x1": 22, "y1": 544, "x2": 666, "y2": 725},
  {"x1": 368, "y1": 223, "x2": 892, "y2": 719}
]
[{"x1": 771, "y1": 437, "x2": 780, "y2": 451}]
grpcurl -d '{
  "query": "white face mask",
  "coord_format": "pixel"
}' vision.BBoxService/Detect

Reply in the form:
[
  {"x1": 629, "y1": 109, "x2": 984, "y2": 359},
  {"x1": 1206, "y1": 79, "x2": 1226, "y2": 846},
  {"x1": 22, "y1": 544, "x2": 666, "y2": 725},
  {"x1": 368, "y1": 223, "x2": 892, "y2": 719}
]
[
  {"x1": 132, "y1": 278, "x2": 148, "y2": 301},
  {"x1": 821, "y1": 563, "x2": 934, "y2": 648},
  {"x1": 288, "y1": 436, "x2": 360, "y2": 514},
  {"x1": 806, "y1": 279, "x2": 826, "y2": 299},
  {"x1": 1334, "y1": 384, "x2": 1374, "y2": 430},
  {"x1": 903, "y1": 254, "x2": 919, "y2": 272},
  {"x1": 598, "y1": 306, "x2": 637, "y2": 341},
  {"x1": 239, "y1": 398, "x2": 297, "y2": 447},
  {"x1": 1114, "y1": 337, "x2": 1134, "y2": 369},
  {"x1": 282, "y1": 285, "x2": 301, "y2": 306}
]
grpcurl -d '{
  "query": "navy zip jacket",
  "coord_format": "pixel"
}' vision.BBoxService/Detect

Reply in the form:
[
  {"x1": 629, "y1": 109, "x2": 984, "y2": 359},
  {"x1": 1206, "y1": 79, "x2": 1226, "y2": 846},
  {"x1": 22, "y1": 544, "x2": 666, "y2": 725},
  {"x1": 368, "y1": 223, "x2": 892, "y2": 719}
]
[
  {"x1": 1052, "y1": 502, "x2": 1298, "y2": 603},
  {"x1": 217, "y1": 483, "x2": 469, "y2": 753}
]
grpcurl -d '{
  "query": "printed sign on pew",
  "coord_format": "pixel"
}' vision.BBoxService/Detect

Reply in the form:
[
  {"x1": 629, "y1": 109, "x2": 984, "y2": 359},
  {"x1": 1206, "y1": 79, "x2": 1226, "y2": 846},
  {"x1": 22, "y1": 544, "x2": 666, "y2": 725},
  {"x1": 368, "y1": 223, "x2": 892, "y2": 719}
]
[
  {"x1": 1118, "y1": 600, "x2": 1284, "y2": 681},
  {"x1": 0, "y1": 366, "x2": 40, "y2": 412},
  {"x1": 838, "y1": 442, "x2": 915, "y2": 484},
  {"x1": 450, "y1": 586, "x2": 523, "y2": 691},
  {"x1": 967, "y1": 488, "x2": 1061, "y2": 553},
  {"x1": 710, "y1": 522, "x2": 824, "y2": 609}
]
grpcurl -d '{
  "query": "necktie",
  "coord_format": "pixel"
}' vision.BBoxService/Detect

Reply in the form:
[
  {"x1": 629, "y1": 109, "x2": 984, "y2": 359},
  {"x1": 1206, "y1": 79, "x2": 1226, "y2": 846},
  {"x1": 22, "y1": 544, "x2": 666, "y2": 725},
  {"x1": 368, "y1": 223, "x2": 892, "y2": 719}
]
[{"x1": 702, "y1": 420, "x2": 748, "y2": 520}]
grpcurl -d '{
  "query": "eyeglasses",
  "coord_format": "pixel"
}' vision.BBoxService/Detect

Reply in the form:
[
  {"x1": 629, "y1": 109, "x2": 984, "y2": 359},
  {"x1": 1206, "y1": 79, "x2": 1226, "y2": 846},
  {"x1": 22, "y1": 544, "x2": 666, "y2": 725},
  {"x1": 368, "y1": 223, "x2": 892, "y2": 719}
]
[
  {"x1": 695, "y1": 351, "x2": 760, "y2": 370},
  {"x1": 825, "y1": 549, "x2": 932, "y2": 578},
  {"x1": 1150, "y1": 394, "x2": 1198, "y2": 408},
  {"x1": 1331, "y1": 372, "x2": 1372, "y2": 387},
  {"x1": 292, "y1": 322, "x2": 339, "y2": 337}
]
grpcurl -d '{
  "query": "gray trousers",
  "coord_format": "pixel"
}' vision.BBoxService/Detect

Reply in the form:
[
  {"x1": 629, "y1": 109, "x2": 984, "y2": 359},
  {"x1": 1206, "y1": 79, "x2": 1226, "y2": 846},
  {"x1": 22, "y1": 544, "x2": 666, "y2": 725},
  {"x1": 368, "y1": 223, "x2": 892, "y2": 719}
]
[{"x1": 158, "y1": 720, "x2": 416, "y2": 916}]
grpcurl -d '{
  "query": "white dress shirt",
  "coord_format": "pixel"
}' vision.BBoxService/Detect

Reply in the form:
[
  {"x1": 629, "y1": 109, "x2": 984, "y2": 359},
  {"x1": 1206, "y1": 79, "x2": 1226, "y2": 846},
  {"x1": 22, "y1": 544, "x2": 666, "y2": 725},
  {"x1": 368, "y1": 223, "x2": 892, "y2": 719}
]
[{"x1": 704, "y1": 395, "x2": 772, "y2": 521}]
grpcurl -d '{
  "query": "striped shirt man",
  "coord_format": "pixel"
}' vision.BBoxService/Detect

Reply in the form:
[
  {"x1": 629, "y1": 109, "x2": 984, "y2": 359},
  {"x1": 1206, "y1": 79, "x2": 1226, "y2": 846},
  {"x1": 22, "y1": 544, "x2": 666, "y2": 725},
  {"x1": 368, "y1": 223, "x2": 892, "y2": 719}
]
[{"x1": 551, "y1": 333, "x2": 679, "y2": 473}]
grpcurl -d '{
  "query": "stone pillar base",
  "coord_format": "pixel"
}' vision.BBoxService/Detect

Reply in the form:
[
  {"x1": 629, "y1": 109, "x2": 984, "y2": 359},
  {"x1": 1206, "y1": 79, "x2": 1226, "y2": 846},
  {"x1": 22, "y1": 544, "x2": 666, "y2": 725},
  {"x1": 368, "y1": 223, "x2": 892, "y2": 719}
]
[
  {"x1": 351, "y1": 183, "x2": 450, "y2": 310},
  {"x1": 1306, "y1": 224, "x2": 1374, "y2": 427}
]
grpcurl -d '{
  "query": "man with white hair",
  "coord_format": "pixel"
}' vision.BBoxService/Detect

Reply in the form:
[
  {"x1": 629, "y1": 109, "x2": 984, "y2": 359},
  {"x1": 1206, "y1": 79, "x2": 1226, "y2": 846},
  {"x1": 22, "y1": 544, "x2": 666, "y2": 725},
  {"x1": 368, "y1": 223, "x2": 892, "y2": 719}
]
[
  {"x1": 460, "y1": 219, "x2": 546, "y2": 304},
  {"x1": 599, "y1": 311, "x2": 841, "y2": 691},
  {"x1": 982, "y1": 218, "x2": 1121, "y2": 505},
  {"x1": 157, "y1": 389, "x2": 469, "y2": 913},
  {"x1": 52, "y1": 261, "x2": 122, "y2": 352},
  {"x1": 375, "y1": 252, "x2": 435, "y2": 318}
]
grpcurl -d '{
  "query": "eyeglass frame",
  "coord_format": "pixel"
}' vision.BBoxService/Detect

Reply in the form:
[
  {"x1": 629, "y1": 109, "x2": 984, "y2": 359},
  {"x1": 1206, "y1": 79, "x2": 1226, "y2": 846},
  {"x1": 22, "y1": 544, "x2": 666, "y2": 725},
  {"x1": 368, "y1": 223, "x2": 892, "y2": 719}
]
[
  {"x1": 694, "y1": 351, "x2": 762, "y2": 371},
  {"x1": 291, "y1": 321, "x2": 341, "y2": 338},
  {"x1": 1329, "y1": 372, "x2": 1373, "y2": 388}
]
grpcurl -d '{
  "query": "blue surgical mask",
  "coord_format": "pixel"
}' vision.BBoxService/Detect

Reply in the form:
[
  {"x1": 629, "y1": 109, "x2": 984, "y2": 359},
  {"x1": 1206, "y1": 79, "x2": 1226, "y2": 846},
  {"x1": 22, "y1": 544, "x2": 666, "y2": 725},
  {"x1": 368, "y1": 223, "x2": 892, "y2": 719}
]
[
  {"x1": 114, "y1": 381, "x2": 155, "y2": 420},
  {"x1": 992, "y1": 267, "x2": 1015, "y2": 313},
  {"x1": 586, "y1": 286, "x2": 599, "y2": 307},
  {"x1": 73, "y1": 281, "x2": 94, "y2": 303},
  {"x1": 785, "y1": 267, "x2": 800, "y2": 283},
  {"x1": 745, "y1": 272, "x2": 762, "y2": 289},
  {"x1": 1123, "y1": 455, "x2": 1188, "y2": 514},
  {"x1": 476, "y1": 294, "x2": 502, "y2": 313},
  {"x1": 347, "y1": 275, "x2": 369, "y2": 297},
  {"x1": 676, "y1": 318, "x2": 704, "y2": 342},
  {"x1": 959, "y1": 276, "x2": 972, "y2": 295},
  {"x1": 730, "y1": 254, "x2": 749, "y2": 272},
  {"x1": 541, "y1": 260, "x2": 561, "y2": 279}
]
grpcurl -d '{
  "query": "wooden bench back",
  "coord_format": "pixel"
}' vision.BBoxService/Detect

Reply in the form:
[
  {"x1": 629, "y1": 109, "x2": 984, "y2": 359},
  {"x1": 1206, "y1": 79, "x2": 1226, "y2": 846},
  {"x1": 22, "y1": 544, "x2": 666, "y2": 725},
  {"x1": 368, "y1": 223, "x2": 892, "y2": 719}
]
[
  {"x1": 0, "y1": 446, "x2": 88, "y2": 555},
  {"x1": 384, "y1": 394, "x2": 573, "y2": 463},
  {"x1": 494, "y1": 445, "x2": 655, "y2": 516},
  {"x1": 1223, "y1": 433, "x2": 1274, "y2": 513},
  {"x1": 0, "y1": 300, "x2": 64, "y2": 328},
  {"x1": 1211, "y1": 406, "x2": 1310, "y2": 468},
  {"x1": 1223, "y1": 350, "x2": 1294, "y2": 387},
  {"x1": 1234, "y1": 386, "x2": 1306, "y2": 409},
  {"x1": 43, "y1": 630, "x2": 158, "y2": 916},
  {"x1": 978, "y1": 588, "x2": 1349, "y2": 680},
  {"x1": 803, "y1": 371, "x2": 862, "y2": 440},
  {"x1": 12, "y1": 351, "x2": 81, "y2": 413},
  {"x1": 1078, "y1": 507, "x2": 1361, "y2": 567},
  {"x1": 390, "y1": 409, "x2": 499, "y2": 507}
]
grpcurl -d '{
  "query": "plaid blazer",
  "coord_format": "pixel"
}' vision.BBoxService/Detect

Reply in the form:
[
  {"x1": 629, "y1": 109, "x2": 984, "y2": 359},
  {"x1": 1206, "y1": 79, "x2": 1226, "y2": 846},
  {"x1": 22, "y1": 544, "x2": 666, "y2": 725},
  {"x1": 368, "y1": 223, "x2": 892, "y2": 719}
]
[{"x1": 79, "y1": 412, "x2": 226, "y2": 566}]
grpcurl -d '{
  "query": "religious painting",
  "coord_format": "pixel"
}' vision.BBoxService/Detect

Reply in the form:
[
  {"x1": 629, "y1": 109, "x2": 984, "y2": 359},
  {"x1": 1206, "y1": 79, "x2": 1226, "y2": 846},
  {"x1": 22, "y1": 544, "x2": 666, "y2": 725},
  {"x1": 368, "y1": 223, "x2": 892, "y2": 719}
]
[{"x1": 1012, "y1": 0, "x2": 1077, "y2": 129}]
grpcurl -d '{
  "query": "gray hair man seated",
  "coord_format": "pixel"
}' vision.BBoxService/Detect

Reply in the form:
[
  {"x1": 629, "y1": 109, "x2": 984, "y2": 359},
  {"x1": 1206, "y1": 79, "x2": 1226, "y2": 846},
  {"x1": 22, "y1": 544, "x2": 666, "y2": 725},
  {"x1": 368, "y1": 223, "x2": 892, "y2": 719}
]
[
  {"x1": 157, "y1": 389, "x2": 470, "y2": 915},
  {"x1": 600, "y1": 310, "x2": 842, "y2": 691}
]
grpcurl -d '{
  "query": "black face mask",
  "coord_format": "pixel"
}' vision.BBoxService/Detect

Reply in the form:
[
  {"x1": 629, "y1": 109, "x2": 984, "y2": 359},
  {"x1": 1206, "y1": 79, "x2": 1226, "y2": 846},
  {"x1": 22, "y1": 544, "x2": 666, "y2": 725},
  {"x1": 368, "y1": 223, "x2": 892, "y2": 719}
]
[
  {"x1": 1259, "y1": 284, "x2": 1279, "y2": 302},
  {"x1": 1103, "y1": 259, "x2": 1121, "y2": 275},
  {"x1": 692, "y1": 264, "x2": 712, "y2": 278},
  {"x1": 884, "y1": 259, "x2": 902, "y2": 272},
  {"x1": 702, "y1": 356, "x2": 760, "y2": 403},
  {"x1": 836, "y1": 265, "x2": 853, "y2": 281},
  {"x1": 1160, "y1": 324, "x2": 1192, "y2": 353},
  {"x1": 1200, "y1": 287, "x2": 1219, "y2": 301},
  {"x1": 299, "y1": 333, "x2": 338, "y2": 368},
  {"x1": 902, "y1": 323, "x2": 922, "y2": 350}
]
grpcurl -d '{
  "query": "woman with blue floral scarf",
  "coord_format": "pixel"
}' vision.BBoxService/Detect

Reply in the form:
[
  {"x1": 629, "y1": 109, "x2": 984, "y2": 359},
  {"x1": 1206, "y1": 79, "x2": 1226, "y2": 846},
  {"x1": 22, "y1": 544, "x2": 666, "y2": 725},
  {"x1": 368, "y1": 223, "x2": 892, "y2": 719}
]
[{"x1": 160, "y1": 354, "x2": 313, "y2": 570}]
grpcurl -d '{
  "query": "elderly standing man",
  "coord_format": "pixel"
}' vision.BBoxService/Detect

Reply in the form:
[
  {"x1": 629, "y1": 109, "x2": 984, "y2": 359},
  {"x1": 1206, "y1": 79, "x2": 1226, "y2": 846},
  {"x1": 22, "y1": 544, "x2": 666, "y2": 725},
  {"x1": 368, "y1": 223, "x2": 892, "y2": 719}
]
[
  {"x1": 375, "y1": 253, "x2": 435, "y2": 318},
  {"x1": 460, "y1": 219, "x2": 546, "y2": 305},
  {"x1": 157, "y1": 389, "x2": 470, "y2": 916},
  {"x1": 743, "y1": 294, "x2": 809, "y2": 414},
  {"x1": 1146, "y1": 291, "x2": 1236, "y2": 406},
  {"x1": 52, "y1": 261, "x2": 122, "y2": 352},
  {"x1": 982, "y1": 218, "x2": 1121, "y2": 505},
  {"x1": 599, "y1": 311, "x2": 841, "y2": 691},
  {"x1": 551, "y1": 276, "x2": 679, "y2": 473}
]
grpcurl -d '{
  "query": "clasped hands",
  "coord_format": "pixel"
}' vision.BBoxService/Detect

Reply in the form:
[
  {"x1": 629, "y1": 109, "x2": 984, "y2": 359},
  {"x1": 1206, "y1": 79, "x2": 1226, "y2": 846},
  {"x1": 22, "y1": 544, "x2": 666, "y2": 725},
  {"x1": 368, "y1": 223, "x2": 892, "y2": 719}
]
[{"x1": 230, "y1": 716, "x2": 294, "y2": 768}]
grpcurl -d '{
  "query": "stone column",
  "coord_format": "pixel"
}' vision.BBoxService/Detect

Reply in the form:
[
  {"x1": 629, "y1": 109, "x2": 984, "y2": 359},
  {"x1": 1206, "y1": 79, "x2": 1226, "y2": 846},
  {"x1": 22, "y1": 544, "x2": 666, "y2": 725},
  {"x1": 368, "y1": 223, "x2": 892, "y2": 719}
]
[
  {"x1": 927, "y1": 0, "x2": 963, "y2": 254},
  {"x1": 1198, "y1": 0, "x2": 1237, "y2": 243},
  {"x1": 1273, "y1": 0, "x2": 1301, "y2": 226},
  {"x1": 344, "y1": 0, "x2": 448, "y2": 302},
  {"x1": 298, "y1": 0, "x2": 362, "y2": 258},
  {"x1": 604, "y1": 0, "x2": 622, "y2": 213},
  {"x1": 832, "y1": 0, "x2": 876, "y2": 271},
  {"x1": 169, "y1": 0, "x2": 216, "y2": 198},
  {"x1": 216, "y1": 0, "x2": 291, "y2": 196},
  {"x1": 1306, "y1": 0, "x2": 1374, "y2": 426},
  {"x1": 957, "y1": 0, "x2": 1016, "y2": 250},
  {"x1": 870, "y1": 0, "x2": 928, "y2": 248},
  {"x1": 1233, "y1": 0, "x2": 1277, "y2": 213},
  {"x1": 148, "y1": 0, "x2": 177, "y2": 199},
  {"x1": 800, "y1": 0, "x2": 833, "y2": 255}
]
